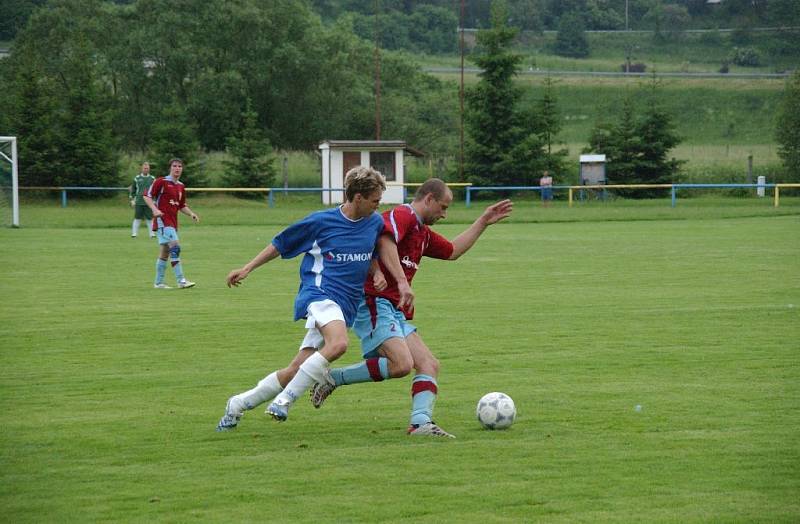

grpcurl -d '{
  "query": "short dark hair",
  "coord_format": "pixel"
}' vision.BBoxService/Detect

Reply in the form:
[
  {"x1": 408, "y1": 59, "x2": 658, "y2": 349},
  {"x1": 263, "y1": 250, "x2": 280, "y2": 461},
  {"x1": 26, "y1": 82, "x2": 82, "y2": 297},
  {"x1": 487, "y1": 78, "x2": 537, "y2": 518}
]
[
  {"x1": 414, "y1": 178, "x2": 450, "y2": 202},
  {"x1": 169, "y1": 158, "x2": 183, "y2": 167}
]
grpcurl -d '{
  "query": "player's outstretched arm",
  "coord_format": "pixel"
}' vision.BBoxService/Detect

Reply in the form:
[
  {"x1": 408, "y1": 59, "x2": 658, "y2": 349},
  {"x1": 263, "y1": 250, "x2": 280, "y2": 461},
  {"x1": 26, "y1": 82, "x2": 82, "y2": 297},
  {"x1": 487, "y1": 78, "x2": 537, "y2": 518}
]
[
  {"x1": 449, "y1": 199, "x2": 513, "y2": 260},
  {"x1": 227, "y1": 243, "x2": 280, "y2": 287}
]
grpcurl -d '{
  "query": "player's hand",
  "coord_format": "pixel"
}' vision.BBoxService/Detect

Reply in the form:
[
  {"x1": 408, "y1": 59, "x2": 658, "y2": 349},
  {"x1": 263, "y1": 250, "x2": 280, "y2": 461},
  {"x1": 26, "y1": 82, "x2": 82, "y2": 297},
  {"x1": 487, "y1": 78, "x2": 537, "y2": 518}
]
[
  {"x1": 482, "y1": 199, "x2": 513, "y2": 225},
  {"x1": 226, "y1": 267, "x2": 250, "y2": 287},
  {"x1": 129, "y1": 199, "x2": 135, "y2": 208},
  {"x1": 396, "y1": 280, "x2": 414, "y2": 310},
  {"x1": 191, "y1": 213, "x2": 200, "y2": 223},
  {"x1": 153, "y1": 209, "x2": 164, "y2": 218},
  {"x1": 372, "y1": 270, "x2": 387, "y2": 292}
]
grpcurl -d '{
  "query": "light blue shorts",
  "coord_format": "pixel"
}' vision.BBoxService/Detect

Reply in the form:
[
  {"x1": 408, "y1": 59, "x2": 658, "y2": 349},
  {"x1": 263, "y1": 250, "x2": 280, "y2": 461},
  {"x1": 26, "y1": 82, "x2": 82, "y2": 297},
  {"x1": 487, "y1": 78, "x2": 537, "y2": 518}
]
[
  {"x1": 353, "y1": 296, "x2": 417, "y2": 359},
  {"x1": 156, "y1": 225, "x2": 179, "y2": 245}
]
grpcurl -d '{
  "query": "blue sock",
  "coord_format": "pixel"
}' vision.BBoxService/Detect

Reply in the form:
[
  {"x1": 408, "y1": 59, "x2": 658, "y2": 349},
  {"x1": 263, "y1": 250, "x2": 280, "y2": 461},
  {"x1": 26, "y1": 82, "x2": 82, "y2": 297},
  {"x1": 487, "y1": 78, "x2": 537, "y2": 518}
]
[
  {"x1": 410, "y1": 374, "x2": 438, "y2": 426},
  {"x1": 155, "y1": 258, "x2": 167, "y2": 285},
  {"x1": 171, "y1": 260, "x2": 185, "y2": 282},
  {"x1": 330, "y1": 357, "x2": 390, "y2": 386}
]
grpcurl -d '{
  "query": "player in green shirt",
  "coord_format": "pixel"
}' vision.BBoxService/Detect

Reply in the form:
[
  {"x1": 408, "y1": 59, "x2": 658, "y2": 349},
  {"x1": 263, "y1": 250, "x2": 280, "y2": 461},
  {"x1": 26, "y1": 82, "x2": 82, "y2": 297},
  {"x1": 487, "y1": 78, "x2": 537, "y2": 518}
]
[{"x1": 128, "y1": 162, "x2": 156, "y2": 238}]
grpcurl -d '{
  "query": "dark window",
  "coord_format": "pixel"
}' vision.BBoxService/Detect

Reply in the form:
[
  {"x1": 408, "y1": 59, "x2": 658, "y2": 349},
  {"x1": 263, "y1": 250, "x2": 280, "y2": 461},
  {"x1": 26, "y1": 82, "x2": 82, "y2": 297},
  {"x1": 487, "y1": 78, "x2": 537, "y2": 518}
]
[{"x1": 370, "y1": 151, "x2": 396, "y2": 181}]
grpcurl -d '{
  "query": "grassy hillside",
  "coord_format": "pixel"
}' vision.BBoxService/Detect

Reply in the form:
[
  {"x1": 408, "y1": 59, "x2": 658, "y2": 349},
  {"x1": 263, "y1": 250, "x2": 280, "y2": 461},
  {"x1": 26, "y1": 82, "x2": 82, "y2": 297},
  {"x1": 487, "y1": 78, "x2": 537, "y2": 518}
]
[{"x1": 422, "y1": 29, "x2": 799, "y2": 73}]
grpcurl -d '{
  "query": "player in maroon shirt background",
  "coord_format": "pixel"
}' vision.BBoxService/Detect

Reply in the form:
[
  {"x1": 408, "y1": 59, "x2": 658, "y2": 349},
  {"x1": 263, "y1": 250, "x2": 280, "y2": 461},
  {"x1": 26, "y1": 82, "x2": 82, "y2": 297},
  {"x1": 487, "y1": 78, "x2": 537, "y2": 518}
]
[
  {"x1": 143, "y1": 158, "x2": 200, "y2": 289},
  {"x1": 311, "y1": 178, "x2": 512, "y2": 438}
]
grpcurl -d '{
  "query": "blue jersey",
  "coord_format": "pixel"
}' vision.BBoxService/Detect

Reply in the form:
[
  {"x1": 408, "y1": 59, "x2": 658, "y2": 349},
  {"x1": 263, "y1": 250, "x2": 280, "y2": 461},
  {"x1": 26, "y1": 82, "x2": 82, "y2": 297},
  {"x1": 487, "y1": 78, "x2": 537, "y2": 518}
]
[{"x1": 272, "y1": 207, "x2": 384, "y2": 327}]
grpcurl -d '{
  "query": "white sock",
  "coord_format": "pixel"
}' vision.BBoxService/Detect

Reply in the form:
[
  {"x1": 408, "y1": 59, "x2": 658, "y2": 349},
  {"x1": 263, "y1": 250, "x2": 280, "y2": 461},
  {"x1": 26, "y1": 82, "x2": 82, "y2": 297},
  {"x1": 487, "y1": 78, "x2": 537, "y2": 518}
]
[
  {"x1": 234, "y1": 372, "x2": 282, "y2": 410},
  {"x1": 132, "y1": 219, "x2": 141, "y2": 236},
  {"x1": 274, "y1": 352, "x2": 329, "y2": 407}
]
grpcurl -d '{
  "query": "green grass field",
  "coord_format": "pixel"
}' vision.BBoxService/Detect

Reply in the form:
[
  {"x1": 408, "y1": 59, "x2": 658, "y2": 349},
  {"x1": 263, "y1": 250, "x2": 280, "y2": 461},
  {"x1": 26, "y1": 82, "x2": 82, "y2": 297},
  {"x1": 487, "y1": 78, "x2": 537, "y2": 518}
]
[{"x1": 1, "y1": 200, "x2": 798, "y2": 522}]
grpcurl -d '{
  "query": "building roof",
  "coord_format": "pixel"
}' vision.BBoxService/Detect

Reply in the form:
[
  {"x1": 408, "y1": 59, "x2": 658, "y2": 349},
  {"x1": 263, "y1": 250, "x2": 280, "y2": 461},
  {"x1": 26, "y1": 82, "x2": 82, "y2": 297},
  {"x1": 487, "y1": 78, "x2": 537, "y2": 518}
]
[
  {"x1": 580, "y1": 154, "x2": 607, "y2": 163},
  {"x1": 319, "y1": 140, "x2": 425, "y2": 157}
]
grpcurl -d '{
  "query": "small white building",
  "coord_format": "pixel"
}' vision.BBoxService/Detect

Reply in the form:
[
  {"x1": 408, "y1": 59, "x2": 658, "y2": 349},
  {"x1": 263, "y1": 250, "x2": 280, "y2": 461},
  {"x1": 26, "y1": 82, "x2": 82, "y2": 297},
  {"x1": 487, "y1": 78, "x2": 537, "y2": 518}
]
[
  {"x1": 319, "y1": 140, "x2": 423, "y2": 205},
  {"x1": 579, "y1": 154, "x2": 607, "y2": 185}
]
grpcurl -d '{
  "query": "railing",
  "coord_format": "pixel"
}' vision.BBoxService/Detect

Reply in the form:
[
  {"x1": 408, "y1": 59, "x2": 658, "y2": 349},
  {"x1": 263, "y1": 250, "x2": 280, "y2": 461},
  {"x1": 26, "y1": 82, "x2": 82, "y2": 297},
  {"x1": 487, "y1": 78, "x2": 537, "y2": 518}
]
[
  {"x1": 466, "y1": 183, "x2": 800, "y2": 208},
  {"x1": 17, "y1": 183, "x2": 475, "y2": 208},
  {"x1": 18, "y1": 182, "x2": 800, "y2": 208}
]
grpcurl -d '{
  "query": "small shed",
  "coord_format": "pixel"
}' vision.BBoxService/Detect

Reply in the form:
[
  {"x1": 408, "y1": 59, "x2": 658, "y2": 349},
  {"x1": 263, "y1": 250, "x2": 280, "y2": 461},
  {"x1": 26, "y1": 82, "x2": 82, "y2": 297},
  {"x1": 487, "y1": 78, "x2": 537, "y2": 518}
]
[
  {"x1": 579, "y1": 154, "x2": 607, "y2": 185},
  {"x1": 319, "y1": 140, "x2": 423, "y2": 205}
]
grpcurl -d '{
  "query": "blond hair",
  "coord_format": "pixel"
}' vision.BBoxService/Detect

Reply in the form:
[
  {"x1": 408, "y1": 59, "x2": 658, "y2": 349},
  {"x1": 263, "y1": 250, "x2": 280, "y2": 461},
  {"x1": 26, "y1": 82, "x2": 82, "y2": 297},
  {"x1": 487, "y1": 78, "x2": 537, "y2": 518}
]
[{"x1": 344, "y1": 166, "x2": 386, "y2": 201}]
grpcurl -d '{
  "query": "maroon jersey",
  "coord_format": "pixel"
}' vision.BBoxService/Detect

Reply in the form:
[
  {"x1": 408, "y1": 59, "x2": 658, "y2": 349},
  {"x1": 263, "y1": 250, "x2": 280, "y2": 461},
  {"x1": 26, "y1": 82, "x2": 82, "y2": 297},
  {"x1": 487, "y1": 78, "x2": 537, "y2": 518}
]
[
  {"x1": 365, "y1": 204, "x2": 454, "y2": 319},
  {"x1": 146, "y1": 176, "x2": 186, "y2": 230}
]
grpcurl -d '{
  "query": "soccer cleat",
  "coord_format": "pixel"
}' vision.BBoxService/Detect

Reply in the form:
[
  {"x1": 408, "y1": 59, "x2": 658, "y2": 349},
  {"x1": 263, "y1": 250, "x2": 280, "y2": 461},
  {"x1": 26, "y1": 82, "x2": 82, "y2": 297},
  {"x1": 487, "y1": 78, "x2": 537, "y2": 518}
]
[
  {"x1": 265, "y1": 401, "x2": 288, "y2": 422},
  {"x1": 310, "y1": 371, "x2": 337, "y2": 409},
  {"x1": 153, "y1": 283, "x2": 171, "y2": 289},
  {"x1": 216, "y1": 397, "x2": 245, "y2": 432},
  {"x1": 178, "y1": 280, "x2": 196, "y2": 289},
  {"x1": 406, "y1": 422, "x2": 456, "y2": 439}
]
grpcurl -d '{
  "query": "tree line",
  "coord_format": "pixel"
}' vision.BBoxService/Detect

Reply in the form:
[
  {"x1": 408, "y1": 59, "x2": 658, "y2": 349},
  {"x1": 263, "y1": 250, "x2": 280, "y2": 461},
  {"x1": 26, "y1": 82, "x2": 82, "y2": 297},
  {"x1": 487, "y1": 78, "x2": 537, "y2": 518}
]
[
  {"x1": 1, "y1": 0, "x2": 798, "y2": 191},
  {"x1": 0, "y1": 0, "x2": 460, "y2": 188}
]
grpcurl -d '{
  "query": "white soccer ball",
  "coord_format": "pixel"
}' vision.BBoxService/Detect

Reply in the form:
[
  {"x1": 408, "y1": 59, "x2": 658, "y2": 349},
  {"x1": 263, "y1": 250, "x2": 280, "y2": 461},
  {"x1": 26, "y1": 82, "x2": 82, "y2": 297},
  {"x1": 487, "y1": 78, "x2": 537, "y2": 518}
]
[{"x1": 476, "y1": 392, "x2": 516, "y2": 430}]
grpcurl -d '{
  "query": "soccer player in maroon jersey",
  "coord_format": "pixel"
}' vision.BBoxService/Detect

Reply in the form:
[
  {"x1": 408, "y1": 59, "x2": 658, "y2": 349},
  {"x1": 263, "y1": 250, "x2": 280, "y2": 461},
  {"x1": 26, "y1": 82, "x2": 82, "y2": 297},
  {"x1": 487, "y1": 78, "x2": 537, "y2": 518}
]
[
  {"x1": 311, "y1": 178, "x2": 513, "y2": 437},
  {"x1": 143, "y1": 158, "x2": 200, "y2": 289}
]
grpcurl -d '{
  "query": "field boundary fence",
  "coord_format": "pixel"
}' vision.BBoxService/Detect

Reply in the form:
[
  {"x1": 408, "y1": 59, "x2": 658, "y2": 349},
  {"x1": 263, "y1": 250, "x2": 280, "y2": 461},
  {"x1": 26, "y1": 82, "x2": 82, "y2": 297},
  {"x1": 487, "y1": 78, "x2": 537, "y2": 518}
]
[
  {"x1": 466, "y1": 183, "x2": 800, "y2": 207},
  {"x1": 15, "y1": 182, "x2": 800, "y2": 211},
  {"x1": 17, "y1": 183, "x2": 475, "y2": 208}
]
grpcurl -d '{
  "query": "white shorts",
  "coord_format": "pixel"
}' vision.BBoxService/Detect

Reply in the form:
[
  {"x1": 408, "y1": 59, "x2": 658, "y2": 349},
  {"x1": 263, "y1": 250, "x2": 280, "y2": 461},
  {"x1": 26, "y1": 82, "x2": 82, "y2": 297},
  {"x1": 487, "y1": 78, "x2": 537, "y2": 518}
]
[{"x1": 298, "y1": 299, "x2": 345, "y2": 350}]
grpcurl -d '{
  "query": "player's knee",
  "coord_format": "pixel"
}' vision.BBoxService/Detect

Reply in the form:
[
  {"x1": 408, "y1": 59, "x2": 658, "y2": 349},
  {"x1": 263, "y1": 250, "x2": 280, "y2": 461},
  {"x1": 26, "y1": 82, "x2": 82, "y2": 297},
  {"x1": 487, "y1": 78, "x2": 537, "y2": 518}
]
[
  {"x1": 168, "y1": 243, "x2": 181, "y2": 259},
  {"x1": 325, "y1": 338, "x2": 348, "y2": 359},
  {"x1": 416, "y1": 355, "x2": 439, "y2": 376},
  {"x1": 390, "y1": 352, "x2": 414, "y2": 378}
]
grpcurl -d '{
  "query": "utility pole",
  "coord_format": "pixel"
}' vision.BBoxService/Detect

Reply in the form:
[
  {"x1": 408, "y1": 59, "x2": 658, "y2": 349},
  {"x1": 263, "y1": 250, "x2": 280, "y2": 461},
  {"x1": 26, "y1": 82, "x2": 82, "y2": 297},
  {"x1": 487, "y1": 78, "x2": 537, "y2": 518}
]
[
  {"x1": 374, "y1": 0, "x2": 381, "y2": 140},
  {"x1": 625, "y1": 0, "x2": 629, "y2": 31},
  {"x1": 459, "y1": 0, "x2": 465, "y2": 181}
]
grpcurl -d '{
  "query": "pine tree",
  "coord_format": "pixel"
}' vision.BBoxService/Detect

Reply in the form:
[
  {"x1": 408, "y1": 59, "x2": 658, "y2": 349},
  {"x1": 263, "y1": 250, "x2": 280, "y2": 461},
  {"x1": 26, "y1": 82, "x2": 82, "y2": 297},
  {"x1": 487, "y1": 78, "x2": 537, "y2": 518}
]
[
  {"x1": 537, "y1": 77, "x2": 569, "y2": 181},
  {"x1": 149, "y1": 103, "x2": 206, "y2": 186},
  {"x1": 636, "y1": 76, "x2": 683, "y2": 193},
  {"x1": 11, "y1": 65, "x2": 66, "y2": 187},
  {"x1": 585, "y1": 77, "x2": 683, "y2": 198},
  {"x1": 554, "y1": 11, "x2": 589, "y2": 58},
  {"x1": 464, "y1": 0, "x2": 546, "y2": 187},
  {"x1": 59, "y1": 39, "x2": 119, "y2": 188},
  {"x1": 776, "y1": 71, "x2": 800, "y2": 182},
  {"x1": 222, "y1": 104, "x2": 276, "y2": 194}
]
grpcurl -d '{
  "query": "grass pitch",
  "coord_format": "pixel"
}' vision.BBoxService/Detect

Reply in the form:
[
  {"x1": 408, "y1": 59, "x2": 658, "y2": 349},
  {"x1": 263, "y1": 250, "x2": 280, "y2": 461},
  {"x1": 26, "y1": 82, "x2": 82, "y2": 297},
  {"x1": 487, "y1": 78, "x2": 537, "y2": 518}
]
[{"x1": 1, "y1": 200, "x2": 798, "y2": 522}]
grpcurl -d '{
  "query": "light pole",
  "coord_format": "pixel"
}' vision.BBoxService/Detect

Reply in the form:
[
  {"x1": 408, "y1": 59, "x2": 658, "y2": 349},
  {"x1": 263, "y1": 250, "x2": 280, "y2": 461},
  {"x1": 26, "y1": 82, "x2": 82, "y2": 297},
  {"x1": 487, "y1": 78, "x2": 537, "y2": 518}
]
[{"x1": 625, "y1": 0, "x2": 629, "y2": 31}]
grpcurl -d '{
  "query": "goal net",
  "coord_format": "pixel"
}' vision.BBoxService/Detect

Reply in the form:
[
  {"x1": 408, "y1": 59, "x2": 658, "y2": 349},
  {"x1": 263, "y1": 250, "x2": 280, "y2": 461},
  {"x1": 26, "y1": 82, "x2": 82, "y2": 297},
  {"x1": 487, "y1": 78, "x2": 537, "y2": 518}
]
[{"x1": 0, "y1": 136, "x2": 20, "y2": 227}]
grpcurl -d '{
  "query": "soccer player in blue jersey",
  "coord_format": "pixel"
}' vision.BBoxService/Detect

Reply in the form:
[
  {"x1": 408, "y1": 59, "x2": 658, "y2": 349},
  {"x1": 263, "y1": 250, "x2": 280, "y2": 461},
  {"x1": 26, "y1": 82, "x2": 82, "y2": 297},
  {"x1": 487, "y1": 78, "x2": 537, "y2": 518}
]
[
  {"x1": 216, "y1": 166, "x2": 413, "y2": 431},
  {"x1": 309, "y1": 179, "x2": 512, "y2": 438}
]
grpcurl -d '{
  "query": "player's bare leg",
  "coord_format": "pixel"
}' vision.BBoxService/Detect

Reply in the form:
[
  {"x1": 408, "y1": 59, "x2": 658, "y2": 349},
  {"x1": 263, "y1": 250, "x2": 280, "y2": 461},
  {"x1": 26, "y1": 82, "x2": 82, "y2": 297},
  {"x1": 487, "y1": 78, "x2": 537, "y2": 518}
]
[
  {"x1": 405, "y1": 332, "x2": 453, "y2": 438},
  {"x1": 268, "y1": 320, "x2": 347, "y2": 421}
]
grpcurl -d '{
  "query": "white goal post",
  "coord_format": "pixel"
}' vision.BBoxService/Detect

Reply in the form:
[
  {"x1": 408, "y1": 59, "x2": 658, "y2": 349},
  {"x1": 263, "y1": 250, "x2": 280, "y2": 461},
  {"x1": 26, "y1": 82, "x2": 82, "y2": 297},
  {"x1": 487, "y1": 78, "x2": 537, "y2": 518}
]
[{"x1": 0, "y1": 136, "x2": 20, "y2": 227}]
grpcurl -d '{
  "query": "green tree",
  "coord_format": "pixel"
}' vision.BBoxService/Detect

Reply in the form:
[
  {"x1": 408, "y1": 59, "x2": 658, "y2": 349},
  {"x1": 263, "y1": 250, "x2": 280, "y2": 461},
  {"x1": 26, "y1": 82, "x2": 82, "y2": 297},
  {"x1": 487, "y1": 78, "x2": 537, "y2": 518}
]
[
  {"x1": 464, "y1": 0, "x2": 547, "y2": 186},
  {"x1": 222, "y1": 104, "x2": 277, "y2": 191},
  {"x1": 586, "y1": 77, "x2": 683, "y2": 196},
  {"x1": 554, "y1": 11, "x2": 589, "y2": 58},
  {"x1": 536, "y1": 77, "x2": 569, "y2": 181},
  {"x1": 636, "y1": 77, "x2": 684, "y2": 191},
  {"x1": 58, "y1": 39, "x2": 119, "y2": 188},
  {"x1": 9, "y1": 65, "x2": 66, "y2": 187},
  {"x1": 586, "y1": 95, "x2": 641, "y2": 188},
  {"x1": 149, "y1": 103, "x2": 205, "y2": 186},
  {"x1": 776, "y1": 71, "x2": 800, "y2": 182}
]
